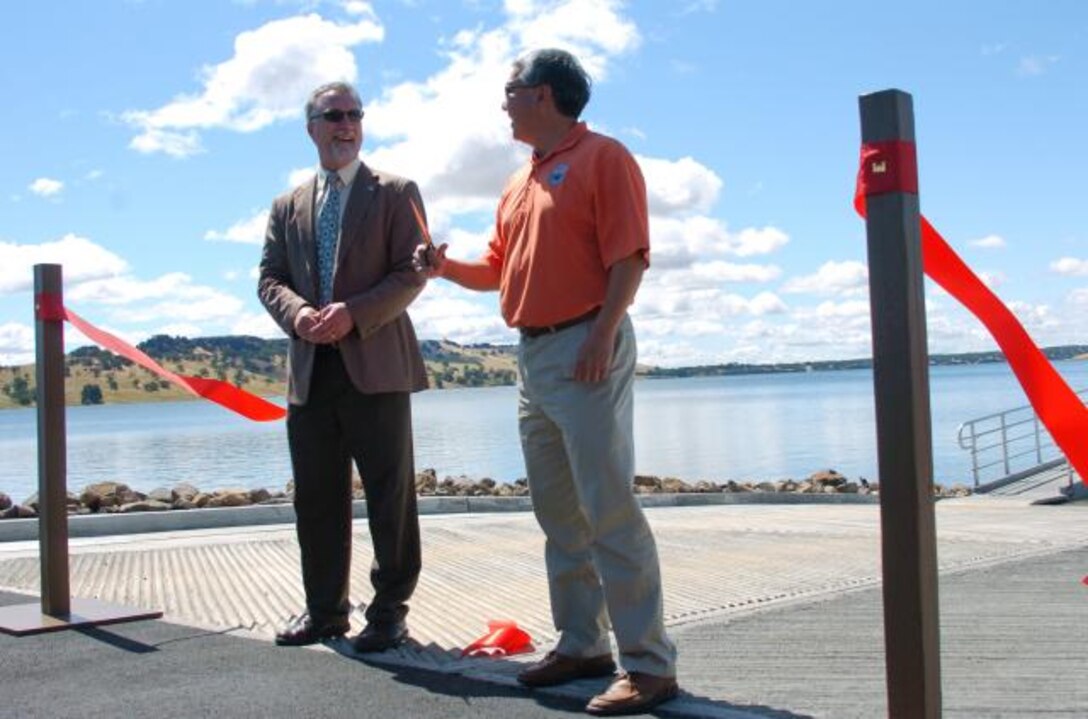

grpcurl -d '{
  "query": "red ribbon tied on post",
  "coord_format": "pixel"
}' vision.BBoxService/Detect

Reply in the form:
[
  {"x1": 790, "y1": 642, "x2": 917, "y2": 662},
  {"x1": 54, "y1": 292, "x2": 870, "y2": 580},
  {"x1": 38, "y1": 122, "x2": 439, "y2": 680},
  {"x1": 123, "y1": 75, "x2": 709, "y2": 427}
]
[
  {"x1": 35, "y1": 294, "x2": 287, "y2": 422},
  {"x1": 855, "y1": 141, "x2": 1088, "y2": 485}
]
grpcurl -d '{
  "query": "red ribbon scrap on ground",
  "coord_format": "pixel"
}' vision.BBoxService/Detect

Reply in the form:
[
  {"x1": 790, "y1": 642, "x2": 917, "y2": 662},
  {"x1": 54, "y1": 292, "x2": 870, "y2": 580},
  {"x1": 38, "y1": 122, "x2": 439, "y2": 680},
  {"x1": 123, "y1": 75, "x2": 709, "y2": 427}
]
[
  {"x1": 35, "y1": 294, "x2": 287, "y2": 422},
  {"x1": 461, "y1": 619, "x2": 534, "y2": 658},
  {"x1": 855, "y1": 141, "x2": 1088, "y2": 486}
]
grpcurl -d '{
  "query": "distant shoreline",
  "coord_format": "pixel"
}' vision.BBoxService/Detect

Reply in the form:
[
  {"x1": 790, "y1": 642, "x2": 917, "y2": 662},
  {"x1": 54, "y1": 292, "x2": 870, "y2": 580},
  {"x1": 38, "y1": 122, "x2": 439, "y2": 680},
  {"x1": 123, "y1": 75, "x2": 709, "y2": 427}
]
[{"x1": 1, "y1": 340, "x2": 1085, "y2": 411}]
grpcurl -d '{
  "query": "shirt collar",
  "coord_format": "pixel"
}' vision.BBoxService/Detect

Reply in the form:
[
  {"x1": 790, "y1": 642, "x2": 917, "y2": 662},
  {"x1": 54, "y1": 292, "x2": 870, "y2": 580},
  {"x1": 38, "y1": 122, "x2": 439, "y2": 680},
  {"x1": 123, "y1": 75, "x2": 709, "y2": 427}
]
[
  {"x1": 531, "y1": 122, "x2": 588, "y2": 166},
  {"x1": 321, "y1": 158, "x2": 361, "y2": 188}
]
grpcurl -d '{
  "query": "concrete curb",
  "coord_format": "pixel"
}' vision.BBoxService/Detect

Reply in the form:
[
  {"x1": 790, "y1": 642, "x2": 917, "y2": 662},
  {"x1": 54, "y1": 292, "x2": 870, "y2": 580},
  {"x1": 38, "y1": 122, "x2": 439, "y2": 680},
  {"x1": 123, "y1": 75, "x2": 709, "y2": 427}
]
[{"x1": 0, "y1": 492, "x2": 878, "y2": 542}]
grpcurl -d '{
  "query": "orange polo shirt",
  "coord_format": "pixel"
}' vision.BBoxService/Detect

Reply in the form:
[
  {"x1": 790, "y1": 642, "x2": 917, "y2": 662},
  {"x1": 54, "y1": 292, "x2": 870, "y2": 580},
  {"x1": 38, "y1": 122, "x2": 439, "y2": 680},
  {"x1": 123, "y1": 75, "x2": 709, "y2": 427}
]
[{"x1": 483, "y1": 122, "x2": 650, "y2": 328}]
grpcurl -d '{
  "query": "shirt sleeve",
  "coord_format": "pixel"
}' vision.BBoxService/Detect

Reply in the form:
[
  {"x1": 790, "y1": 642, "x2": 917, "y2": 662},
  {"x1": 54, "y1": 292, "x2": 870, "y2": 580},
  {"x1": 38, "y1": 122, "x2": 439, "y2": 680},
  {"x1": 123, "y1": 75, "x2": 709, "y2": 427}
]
[
  {"x1": 482, "y1": 180, "x2": 513, "y2": 271},
  {"x1": 594, "y1": 140, "x2": 651, "y2": 270}
]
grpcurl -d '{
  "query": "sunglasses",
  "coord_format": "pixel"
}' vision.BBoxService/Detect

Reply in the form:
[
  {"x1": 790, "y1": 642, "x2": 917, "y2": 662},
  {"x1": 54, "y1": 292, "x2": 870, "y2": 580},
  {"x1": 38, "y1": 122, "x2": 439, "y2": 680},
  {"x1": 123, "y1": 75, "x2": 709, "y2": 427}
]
[
  {"x1": 309, "y1": 108, "x2": 364, "y2": 123},
  {"x1": 504, "y1": 81, "x2": 541, "y2": 98}
]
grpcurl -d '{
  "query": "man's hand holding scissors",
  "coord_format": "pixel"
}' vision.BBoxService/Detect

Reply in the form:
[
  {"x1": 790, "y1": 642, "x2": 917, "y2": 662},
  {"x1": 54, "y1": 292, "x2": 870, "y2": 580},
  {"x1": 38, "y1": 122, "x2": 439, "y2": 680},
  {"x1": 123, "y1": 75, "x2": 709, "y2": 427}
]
[{"x1": 409, "y1": 197, "x2": 447, "y2": 278}]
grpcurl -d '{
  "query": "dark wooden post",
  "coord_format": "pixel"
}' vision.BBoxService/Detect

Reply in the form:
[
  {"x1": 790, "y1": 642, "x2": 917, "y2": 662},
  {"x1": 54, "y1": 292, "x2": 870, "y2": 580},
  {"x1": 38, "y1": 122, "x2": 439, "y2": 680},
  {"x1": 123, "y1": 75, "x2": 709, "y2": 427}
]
[
  {"x1": 858, "y1": 89, "x2": 942, "y2": 718},
  {"x1": 0, "y1": 265, "x2": 162, "y2": 636},
  {"x1": 34, "y1": 264, "x2": 71, "y2": 616}
]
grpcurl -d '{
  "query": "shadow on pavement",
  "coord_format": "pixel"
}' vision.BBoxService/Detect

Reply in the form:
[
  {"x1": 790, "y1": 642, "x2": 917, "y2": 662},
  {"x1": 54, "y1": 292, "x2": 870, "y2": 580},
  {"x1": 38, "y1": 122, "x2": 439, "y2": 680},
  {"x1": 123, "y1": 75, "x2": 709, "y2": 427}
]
[{"x1": 328, "y1": 634, "x2": 813, "y2": 719}]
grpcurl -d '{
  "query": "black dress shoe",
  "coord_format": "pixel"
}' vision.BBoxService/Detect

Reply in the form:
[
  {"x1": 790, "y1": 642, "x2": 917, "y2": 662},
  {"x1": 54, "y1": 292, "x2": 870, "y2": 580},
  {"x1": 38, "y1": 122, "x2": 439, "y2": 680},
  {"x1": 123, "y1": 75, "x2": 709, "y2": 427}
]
[
  {"x1": 351, "y1": 621, "x2": 409, "y2": 653},
  {"x1": 275, "y1": 612, "x2": 350, "y2": 646}
]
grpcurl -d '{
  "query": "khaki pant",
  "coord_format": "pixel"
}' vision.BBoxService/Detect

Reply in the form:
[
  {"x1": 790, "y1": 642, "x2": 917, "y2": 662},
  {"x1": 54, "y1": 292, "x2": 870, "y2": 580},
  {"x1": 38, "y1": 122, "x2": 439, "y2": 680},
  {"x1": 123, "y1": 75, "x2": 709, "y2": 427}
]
[{"x1": 517, "y1": 315, "x2": 676, "y2": 678}]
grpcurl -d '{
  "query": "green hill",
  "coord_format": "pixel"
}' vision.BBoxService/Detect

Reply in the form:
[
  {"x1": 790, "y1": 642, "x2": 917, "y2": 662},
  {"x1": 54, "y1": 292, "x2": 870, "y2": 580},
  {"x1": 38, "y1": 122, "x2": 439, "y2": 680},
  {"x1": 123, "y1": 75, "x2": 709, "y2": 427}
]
[
  {"x1": 0, "y1": 335, "x2": 518, "y2": 409},
  {"x1": 1, "y1": 335, "x2": 1085, "y2": 410}
]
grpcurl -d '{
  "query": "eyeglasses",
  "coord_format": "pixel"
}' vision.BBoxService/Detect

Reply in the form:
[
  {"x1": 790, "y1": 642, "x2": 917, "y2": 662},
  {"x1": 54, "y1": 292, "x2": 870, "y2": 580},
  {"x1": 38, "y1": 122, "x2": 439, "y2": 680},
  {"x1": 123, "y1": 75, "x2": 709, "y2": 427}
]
[
  {"x1": 504, "y1": 82, "x2": 540, "y2": 98},
  {"x1": 309, "y1": 108, "x2": 364, "y2": 123}
]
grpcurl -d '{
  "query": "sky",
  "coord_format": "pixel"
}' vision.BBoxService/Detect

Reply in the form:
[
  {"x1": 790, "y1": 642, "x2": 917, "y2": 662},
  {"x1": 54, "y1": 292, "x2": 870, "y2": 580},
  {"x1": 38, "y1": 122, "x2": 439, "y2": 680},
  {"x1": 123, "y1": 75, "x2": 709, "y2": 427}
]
[{"x1": 2, "y1": 0, "x2": 1087, "y2": 369}]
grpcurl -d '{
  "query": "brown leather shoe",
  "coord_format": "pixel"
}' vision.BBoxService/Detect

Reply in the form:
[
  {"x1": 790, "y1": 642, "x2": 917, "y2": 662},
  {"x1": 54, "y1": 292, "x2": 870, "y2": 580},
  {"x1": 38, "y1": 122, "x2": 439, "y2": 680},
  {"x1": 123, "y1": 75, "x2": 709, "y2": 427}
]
[
  {"x1": 585, "y1": 672, "x2": 679, "y2": 716},
  {"x1": 516, "y1": 650, "x2": 616, "y2": 687}
]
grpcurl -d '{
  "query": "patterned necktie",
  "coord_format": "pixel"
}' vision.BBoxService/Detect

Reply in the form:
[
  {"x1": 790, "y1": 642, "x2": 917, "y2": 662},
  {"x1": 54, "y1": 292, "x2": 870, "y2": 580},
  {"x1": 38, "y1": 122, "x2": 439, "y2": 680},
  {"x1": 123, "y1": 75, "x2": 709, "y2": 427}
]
[{"x1": 316, "y1": 172, "x2": 342, "y2": 306}]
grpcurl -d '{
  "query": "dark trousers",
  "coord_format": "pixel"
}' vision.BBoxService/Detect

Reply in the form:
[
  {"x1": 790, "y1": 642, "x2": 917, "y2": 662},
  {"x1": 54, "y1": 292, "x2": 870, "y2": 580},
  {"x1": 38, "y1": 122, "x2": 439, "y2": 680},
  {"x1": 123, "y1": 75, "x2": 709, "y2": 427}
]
[{"x1": 286, "y1": 349, "x2": 421, "y2": 626}]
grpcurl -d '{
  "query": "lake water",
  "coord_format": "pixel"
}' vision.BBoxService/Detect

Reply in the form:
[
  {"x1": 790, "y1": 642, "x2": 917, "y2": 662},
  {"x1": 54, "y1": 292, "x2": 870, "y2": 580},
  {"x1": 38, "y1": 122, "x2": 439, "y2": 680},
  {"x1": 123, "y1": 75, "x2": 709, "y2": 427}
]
[{"x1": 1, "y1": 361, "x2": 1086, "y2": 503}]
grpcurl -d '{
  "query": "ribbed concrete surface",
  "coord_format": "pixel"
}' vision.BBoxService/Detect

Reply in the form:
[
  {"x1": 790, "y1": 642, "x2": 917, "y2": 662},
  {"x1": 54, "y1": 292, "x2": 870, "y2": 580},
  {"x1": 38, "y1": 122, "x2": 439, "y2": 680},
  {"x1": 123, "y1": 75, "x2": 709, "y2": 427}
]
[{"x1": 2, "y1": 501, "x2": 1085, "y2": 657}]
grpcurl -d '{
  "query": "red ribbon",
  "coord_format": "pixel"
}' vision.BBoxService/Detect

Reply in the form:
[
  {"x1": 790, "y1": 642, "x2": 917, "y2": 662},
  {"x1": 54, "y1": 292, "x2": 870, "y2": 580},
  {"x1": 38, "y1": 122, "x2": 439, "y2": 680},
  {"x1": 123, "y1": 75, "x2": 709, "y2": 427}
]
[
  {"x1": 461, "y1": 619, "x2": 534, "y2": 658},
  {"x1": 35, "y1": 293, "x2": 66, "y2": 322},
  {"x1": 35, "y1": 293, "x2": 286, "y2": 422},
  {"x1": 855, "y1": 142, "x2": 1088, "y2": 485},
  {"x1": 859, "y1": 140, "x2": 919, "y2": 196}
]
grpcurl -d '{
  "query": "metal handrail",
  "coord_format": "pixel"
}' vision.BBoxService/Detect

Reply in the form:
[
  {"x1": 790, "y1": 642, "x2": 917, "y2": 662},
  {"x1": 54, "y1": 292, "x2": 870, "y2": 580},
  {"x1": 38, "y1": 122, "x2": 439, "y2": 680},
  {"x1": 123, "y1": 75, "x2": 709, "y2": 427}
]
[{"x1": 957, "y1": 387, "x2": 1087, "y2": 487}]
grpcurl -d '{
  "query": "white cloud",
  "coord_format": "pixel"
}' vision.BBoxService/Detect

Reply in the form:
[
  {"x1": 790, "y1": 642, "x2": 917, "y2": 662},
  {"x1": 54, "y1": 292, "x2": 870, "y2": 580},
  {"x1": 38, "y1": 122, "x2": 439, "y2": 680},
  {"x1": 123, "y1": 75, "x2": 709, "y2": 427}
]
[
  {"x1": 782, "y1": 260, "x2": 868, "y2": 296},
  {"x1": 1050, "y1": 257, "x2": 1088, "y2": 276},
  {"x1": 410, "y1": 283, "x2": 514, "y2": 344},
  {"x1": 29, "y1": 178, "x2": 63, "y2": 197},
  {"x1": 343, "y1": 1, "x2": 375, "y2": 16},
  {"x1": 121, "y1": 295, "x2": 247, "y2": 325},
  {"x1": 637, "y1": 337, "x2": 712, "y2": 367},
  {"x1": 1016, "y1": 54, "x2": 1058, "y2": 77},
  {"x1": 1006, "y1": 300, "x2": 1057, "y2": 332},
  {"x1": 231, "y1": 311, "x2": 283, "y2": 338},
  {"x1": 749, "y1": 291, "x2": 789, "y2": 315},
  {"x1": 129, "y1": 128, "x2": 203, "y2": 158},
  {"x1": 68, "y1": 272, "x2": 198, "y2": 305},
  {"x1": 288, "y1": 166, "x2": 318, "y2": 189},
  {"x1": 686, "y1": 261, "x2": 781, "y2": 286},
  {"x1": 62, "y1": 322, "x2": 151, "y2": 352},
  {"x1": 205, "y1": 210, "x2": 270, "y2": 245},
  {"x1": 156, "y1": 322, "x2": 205, "y2": 338},
  {"x1": 362, "y1": 33, "x2": 526, "y2": 209},
  {"x1": 0, "y1": 235, "x2": 129, "y2": 294},
  {"x1": 638, "y1": 155, "x2": 722, "y2": 216},
  {"x1": 506, "y1": 0, "x2": 641, "y2": 70},
  {"x1": 634, "y1": 283, "x2": 787, "y2": 336},
  {"x1": 811, "y1": 299, "x2": 871, "y2": 319},
  {"x1": 437, "y1": 226, "x2": 494, "y2": 261},
  {"x1": 364, "y1": 0, "x2": 641, "y2": 215},
  {"x1": 67, "y1": 273, "x2": 247, "y2": 326},
  {"x1": 649, "y1": 216, "x2": 788, "y2": 271},
  {"x1": 634, "y1": 290, "x2": 875, "y2": 367},
  {"x1": 977, "y1": 270, "x2": 1006, "y2": 289},
  {"x1": 0, "y1": 322, "x2": 34, "y2": 365},
  {"x1": 728, "y1": 227, "x2": 789, "y2": 257},
  {"x1": 123, "y1": 12, "x2": 384, "y2": 156},
  {"x1": 680, "y1": 0, "x2": 718, "y2": 14},
  {"x1": 969, "y1": 234, "x2": 1005, "y2": 249}
]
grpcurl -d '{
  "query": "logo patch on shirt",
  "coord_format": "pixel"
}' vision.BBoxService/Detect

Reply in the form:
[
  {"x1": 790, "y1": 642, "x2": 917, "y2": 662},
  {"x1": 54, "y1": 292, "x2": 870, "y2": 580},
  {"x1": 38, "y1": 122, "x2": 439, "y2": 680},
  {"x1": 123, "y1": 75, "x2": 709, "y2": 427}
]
[{"x1": 548, "y1": 163, "x2": 569, "y2": 187}]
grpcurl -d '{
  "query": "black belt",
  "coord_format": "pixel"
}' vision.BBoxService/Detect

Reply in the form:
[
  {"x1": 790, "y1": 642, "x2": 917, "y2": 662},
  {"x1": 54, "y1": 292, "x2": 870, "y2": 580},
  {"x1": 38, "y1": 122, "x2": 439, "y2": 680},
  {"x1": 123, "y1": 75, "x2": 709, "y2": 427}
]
[{"x1": 519, "y1": 308, "x2": 600, "y2": 339}]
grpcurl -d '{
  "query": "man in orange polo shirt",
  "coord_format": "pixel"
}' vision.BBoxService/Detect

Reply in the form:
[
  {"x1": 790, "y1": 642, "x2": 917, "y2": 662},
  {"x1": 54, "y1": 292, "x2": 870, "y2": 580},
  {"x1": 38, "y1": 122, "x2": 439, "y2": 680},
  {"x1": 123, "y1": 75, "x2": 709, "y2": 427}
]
[{"x1": 417, "y1": 48, "x2": 677, "y2": 716}]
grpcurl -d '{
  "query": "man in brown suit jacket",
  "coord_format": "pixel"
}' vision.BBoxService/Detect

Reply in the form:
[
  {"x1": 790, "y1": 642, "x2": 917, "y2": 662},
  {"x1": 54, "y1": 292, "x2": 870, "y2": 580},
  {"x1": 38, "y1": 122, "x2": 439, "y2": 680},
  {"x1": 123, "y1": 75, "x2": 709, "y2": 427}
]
[{"x1": 258, "y1": 81, "x2": 428, "y2": 653}]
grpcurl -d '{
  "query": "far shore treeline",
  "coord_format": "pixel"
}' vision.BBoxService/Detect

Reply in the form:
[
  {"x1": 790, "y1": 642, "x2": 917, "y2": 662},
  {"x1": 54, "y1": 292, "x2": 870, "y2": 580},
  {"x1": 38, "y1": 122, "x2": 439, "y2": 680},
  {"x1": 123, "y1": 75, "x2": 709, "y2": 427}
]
[{"x1": 0, "y1": 334, "x2": 1086, "y2": 410}]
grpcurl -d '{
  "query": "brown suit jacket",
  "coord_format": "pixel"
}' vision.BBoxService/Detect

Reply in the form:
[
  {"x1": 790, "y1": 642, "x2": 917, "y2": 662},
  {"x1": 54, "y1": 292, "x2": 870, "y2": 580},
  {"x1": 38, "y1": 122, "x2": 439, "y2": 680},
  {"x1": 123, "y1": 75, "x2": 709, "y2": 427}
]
[{"x1": 258, "y1": 162, "x2": 428, "y2": 405}]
